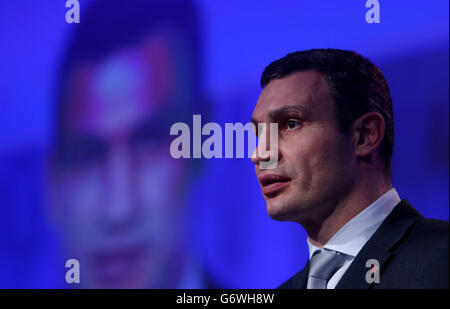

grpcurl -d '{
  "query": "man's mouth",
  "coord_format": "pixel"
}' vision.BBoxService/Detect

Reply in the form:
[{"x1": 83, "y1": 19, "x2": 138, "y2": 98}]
[
  {"x1": 92, "y1": 243, "x2": 148, "y2": 288},
  {"x1": 259, "y1": 174, "x2": 291, "y2": 197}
]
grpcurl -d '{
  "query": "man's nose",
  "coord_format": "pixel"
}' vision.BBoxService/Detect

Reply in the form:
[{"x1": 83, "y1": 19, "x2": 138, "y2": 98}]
[
  {"x1": 104, "y1": 145, "x2": 136, "y2": 230},
  {"x1": 251, "y1": 147, "x2": 270, "y2": 165},
  {"x1": 251, "y1": 123, "x2": 280, "y2": 166}
]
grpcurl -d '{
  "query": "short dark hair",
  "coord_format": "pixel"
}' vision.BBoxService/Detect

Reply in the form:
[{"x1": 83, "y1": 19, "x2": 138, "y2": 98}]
[
  {"x1": 60, "y1": 0, "x2": 201, "y2": 77},
  {"x1": 261, "y1": 48, "x2": 394, "y2": 178},
  {"x1": 54, "y1": 0, "x2": 202, "y2": 152}
]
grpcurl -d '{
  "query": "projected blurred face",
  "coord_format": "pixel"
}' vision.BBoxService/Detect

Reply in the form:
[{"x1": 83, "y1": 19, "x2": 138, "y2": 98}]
[
  {"x1": 252, "y1": 71, "x2": 355, "y2": 225},
  {"x1": 52, "y1": 31, "x2": 192, "y2": 288}
]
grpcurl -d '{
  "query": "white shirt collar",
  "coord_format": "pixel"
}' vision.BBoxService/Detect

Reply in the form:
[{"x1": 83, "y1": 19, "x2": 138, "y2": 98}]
[{"x1": 307, "y1": 188, "x2": 401, "y2": 259}]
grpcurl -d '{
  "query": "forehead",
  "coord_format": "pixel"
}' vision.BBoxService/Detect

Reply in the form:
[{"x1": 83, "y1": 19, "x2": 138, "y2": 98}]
[
  {"x1": 63, "y1": 30, "x2": 186, "y2": 137},
  {"x1": 253, "y1": 70, "x2": 332, "y2": 121}
]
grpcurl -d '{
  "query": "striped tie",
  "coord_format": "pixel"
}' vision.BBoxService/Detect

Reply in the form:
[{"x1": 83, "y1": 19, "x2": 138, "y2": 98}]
[{"x1": 307, "y1": 249, "x2": 347, "y2": 289}]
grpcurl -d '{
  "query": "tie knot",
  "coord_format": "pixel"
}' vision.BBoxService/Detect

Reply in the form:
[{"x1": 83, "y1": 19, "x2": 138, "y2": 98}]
[{"x1": 307, "y1": 249, "x2": 347, "y2": 289}]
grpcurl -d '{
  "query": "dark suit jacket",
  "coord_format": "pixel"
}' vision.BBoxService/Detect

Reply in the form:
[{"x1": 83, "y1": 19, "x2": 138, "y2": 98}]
[{"x1": 279, "y1": 199, "x2": 449, "y2": 289}]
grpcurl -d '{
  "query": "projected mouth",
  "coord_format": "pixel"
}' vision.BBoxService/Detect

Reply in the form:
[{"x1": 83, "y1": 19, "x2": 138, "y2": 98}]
[{"x1": 92, "y1": 244, "x2": 147, "y2": 288}]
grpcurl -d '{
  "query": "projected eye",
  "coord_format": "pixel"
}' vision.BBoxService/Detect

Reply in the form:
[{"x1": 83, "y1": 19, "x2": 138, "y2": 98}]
[{"x1": 58, "y1": 136, "x2": 106, "y2": 164}]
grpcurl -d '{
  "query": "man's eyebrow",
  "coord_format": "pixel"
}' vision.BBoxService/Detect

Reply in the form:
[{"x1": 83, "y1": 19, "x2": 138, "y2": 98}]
[
  {"x1": 251, "y1": 105, "x2": 309, "y2": 124},
  {"x1": 56, "y1": 133, "x2": 107, "y2": 157},
  {"x1": 269, "y1": 105, "x2": 309, "y2": 119},
  {"x1": 132, "y1": 115, "x2": 169, "y2": 139}
]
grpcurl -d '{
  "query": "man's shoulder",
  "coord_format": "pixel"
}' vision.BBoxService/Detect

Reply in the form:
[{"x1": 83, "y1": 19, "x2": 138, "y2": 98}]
[
  {"x1": 378, "y1": 215, "x2": 449, "y2": 288},
  {"x1": 411, "y1": 217, "x2": 448, "y2": 236},
  {"x1": 396, "y1": 216, "x2": 449, "y2": 255},
  {"x1": 381, "y1": 199, "x2": 448, "y2": 248},
  {"x1": 380, "y1": 200, "x2": 448, "y2": 260}
]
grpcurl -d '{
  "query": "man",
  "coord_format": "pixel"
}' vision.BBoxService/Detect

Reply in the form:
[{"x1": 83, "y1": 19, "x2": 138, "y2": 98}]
[
  {"x1": 47, "y1": 0, "x2": 212, "y2": 288},
  {"x1": 251, "y1": 49, "x2": 448, "y2": 289}
]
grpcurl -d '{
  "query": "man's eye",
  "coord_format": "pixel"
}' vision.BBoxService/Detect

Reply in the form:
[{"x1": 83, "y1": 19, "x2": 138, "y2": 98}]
[
  {"x1": 58, "y1": 144, "x2": 106, "y2": 169},
  {"x1": 286, "y1": 119, "x2": 301, "y2": 130},
  {"x1": 133, "y1": 137, "x2": 159, "y2": 154}
]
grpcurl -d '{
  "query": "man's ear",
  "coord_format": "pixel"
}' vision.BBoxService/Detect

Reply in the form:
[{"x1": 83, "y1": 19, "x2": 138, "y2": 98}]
[{"x1": 352, "y1": 112, "x2": 385, "y2": 158}]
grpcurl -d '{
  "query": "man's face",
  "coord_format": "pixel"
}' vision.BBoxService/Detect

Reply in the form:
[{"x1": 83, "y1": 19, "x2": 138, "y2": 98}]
[
  {"x1": 51, "y1": 32, "x2": 191, "y2": 288},
  {"x1": 252, "y1": 70, "x2": 356, "y2": 225}
]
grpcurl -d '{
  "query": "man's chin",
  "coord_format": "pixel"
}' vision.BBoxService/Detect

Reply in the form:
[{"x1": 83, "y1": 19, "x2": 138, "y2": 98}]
[
  {"x1": 88, "y1": 245, "x2": 154, "y2": 288},
  {"x1": 90, "y1": 265, "x2": 150, "y2": 289},
  {"x1": 266, "y1": 202, "x2": 298, "y2": 222}
]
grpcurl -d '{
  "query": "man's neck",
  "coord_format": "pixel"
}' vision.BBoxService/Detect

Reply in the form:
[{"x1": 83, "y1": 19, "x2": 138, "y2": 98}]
[{"x1": 305, "y1": 175, "x2": 392, "y2": 248}]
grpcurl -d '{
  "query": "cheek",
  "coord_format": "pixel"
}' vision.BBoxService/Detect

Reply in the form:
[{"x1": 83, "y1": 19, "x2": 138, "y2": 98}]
[
  {"x1": 286, "y1": 132, "x2": 348, "y2": 185},
  {"x1": 133, "y1": 155, "x2": 186, "y2": 247},
  {"x1": 135, "y1": 151, "x2": 186, "y2": 213},
  {"x1": 307, "y1": 134, "x2": 354, "y2": 189},
  {"x1": 54, "y1": 169, "x2": 107, "y2": 250},
  {"x1": 59, "y1": 168, "x2": 104, "y2": 221}
]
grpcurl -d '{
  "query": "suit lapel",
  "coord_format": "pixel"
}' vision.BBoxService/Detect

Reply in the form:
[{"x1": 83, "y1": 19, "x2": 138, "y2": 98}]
[
  {"x1": 335, "y1": 199, "x2": 423, "y2": 289},
  {"x1": 294, "y1": 261, "x2": 310, "y2": 289},
  {"x1": 335, "y1": 242, "x2": 391, "y2": 289}
]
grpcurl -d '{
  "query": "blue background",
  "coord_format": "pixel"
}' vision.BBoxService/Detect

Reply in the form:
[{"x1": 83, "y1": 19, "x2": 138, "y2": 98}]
[{"x1": 0, "y1": 0, "x2": 448, "y2": 288}]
